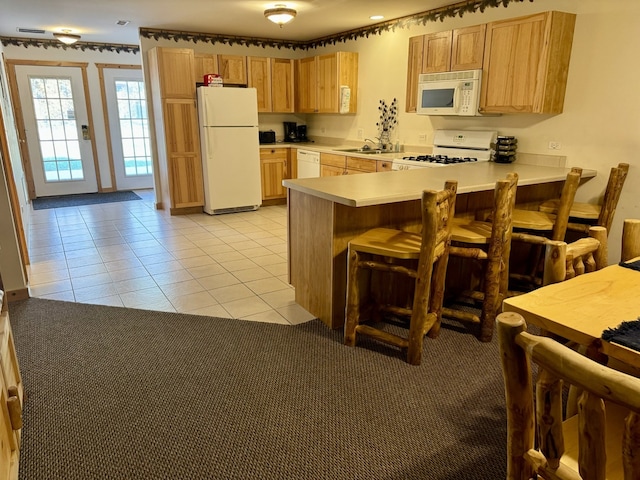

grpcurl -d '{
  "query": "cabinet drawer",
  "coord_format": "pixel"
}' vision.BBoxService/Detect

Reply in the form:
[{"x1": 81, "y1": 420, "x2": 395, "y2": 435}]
[
  {"x1": 346, "y1": 156, "x2": 377, "y2": 172},
  {"x1": 320, "y1": 153, "x2": 346, "y2": 168},
  {"x1": 261, "y1": 148, "x2": 288, "y2": 161}
]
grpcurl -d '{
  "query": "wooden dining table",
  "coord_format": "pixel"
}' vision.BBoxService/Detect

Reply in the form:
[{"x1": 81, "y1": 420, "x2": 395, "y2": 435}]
[{"x1": 502, "y1": 259, "x2": 640, "y2": 372}]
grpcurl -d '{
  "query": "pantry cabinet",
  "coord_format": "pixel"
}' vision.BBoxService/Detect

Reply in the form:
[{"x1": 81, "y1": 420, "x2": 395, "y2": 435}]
[
  {"x1": 0, "y1": 288, "x2": 22, "y2": 480},
  {"x1": 480, "y1": 11, "x2": 576, "y2": 114},
  {"x1": 147, "y1": 47, "x2": 204, "y2": 214},
  {"x1": 218, "y1": 55, "x2": 247, "y2": 85},
  {"x1": 296, "y1": 52, "x2": 358, "y2": 114}
]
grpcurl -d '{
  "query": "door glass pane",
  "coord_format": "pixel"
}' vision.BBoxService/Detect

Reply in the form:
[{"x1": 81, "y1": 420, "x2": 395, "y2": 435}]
[
  {"x1": 28, "y1": 76, "x2": 84, "y2": 182},
  {"x1": 115, "y1": 80, "x2": 152, "y2": 177}
]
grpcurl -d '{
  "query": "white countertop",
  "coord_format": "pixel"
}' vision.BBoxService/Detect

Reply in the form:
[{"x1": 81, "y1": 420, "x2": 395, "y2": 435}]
[{"x1": 283, "y1": 162, "x2": 596, "y2": 207}]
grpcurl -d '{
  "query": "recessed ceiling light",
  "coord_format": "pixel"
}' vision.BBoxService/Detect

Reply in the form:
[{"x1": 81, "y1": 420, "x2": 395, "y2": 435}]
[
  {"x1": 116, "y1": 20, "x2": 131, "y2": 26},
  {"x1": 370, "y1": 15, "x2": 384, "y2": 20}
]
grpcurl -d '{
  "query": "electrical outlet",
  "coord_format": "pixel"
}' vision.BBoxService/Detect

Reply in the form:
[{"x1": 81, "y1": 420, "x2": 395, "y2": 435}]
[
  {"x1": 418, "y1": 133, "x2": 427, "y2": 143},
  {"x1": 357, "y1": 128, "x2": 364, "y2": 139},
  {"x1": 548, "y1": 141, "x2": 562, "y2": 150}
]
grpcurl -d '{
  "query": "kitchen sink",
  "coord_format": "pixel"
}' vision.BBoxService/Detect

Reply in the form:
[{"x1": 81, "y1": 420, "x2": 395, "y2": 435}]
[{"x1": 335, "y1": 148, "x2": 385, "y2": 155}]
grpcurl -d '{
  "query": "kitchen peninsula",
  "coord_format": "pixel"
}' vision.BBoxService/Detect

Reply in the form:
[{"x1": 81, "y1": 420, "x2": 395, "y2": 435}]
[{"x1": 284, "y1": 162, "x2": 596, "y2": 329}]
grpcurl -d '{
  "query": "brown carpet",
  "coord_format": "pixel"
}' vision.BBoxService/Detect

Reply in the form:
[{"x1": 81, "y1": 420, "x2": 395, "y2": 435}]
[{"x1": 10, "y1": 298, "x2": 507, "y2": 479}]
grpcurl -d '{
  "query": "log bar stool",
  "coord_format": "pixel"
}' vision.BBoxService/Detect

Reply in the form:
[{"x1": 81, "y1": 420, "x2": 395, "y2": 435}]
[
  {"x1": 344, "y1": 180, "x2": 457, "y2": 365},
  {"x1": 539, "y1": 163, "x2": 629, "y2": 235},
  {"x1": 511, "y1": 168, "x2": 582, "y2": 241},
  {"x1": 444, "y1": 173, "x2": 518, "y2": 342},
  {"x1": 497, "y1": 311, "x2": 640, "y2": 480}
]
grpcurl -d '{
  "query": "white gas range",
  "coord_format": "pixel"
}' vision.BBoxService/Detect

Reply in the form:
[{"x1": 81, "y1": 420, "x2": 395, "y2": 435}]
[{"x1": 392, "y1": 130, "x2": 497, "y2": 170}]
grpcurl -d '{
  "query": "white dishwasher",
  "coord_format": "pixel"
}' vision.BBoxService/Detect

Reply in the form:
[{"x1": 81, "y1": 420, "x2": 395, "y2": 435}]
[{"x1": 297, "y1": 149, "x2": 320, "y2": 178}]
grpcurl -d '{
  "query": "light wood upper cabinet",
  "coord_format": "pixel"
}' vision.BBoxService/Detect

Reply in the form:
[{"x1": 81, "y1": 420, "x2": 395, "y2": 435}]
[
  {"x1": 422, "y1": 31, "x2": 452, "y2": 73},
  {"x1": 295, "y1": 56, "x2": 318, "y2": 113},
  {"x1": 247, "y1": 56, "x2": 272, "y2": 112},
  {"x1": 148, "y1": 47, "x2": 195, "y2": 99},
  {"x1": 405, "y1": 35, "x2": 424, "y2": 113},
  {"x1": 297, "y1": 52, "x2": 358, "y2": 114},
  {"x1": 218, "y1": 55, "x2": 247, "y2": 85},
  {"x1": 480, "y1": 11, "x2": 576, "y2": 114},
  {"x1": 193, "y1": 53, "x2": 218, "y2": 82},
  {"x1": 248, "y1": 57, "x2": 295, "y2": 113},
  {"x1": 451, "y1": 24, "x2": 486, "y2": 71},
  {"x1": 271, "y1": 58, "x2": 295, "y2": 113},
  {"x1": 260, "y1": 148, "x2": 289, "y2": 201}
]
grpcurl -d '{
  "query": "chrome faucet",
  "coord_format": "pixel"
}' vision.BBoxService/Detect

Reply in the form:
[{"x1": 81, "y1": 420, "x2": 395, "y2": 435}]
[{"x1": 362, "y1": 138, "x2": 381, "y2": 150}]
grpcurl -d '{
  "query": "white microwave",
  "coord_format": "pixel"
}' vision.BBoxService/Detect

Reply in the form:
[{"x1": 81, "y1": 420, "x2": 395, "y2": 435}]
[{"x1": 416, "y1": 69, "x2": 482, "y2": 116}]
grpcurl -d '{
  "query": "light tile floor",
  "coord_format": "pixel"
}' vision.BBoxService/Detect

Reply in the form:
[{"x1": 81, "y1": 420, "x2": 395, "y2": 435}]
[{"x1": 26, "y1": 190, "x2": 315, "y2": 326}]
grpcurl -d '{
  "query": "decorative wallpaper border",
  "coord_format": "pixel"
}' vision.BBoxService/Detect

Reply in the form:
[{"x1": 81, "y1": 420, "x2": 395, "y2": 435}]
[
  {"x1": 0, "y1": 37, "x2": 139, "y2": 54},
  {"x1": 1, "y1": 0, "x2": 533, "y2": 53}
]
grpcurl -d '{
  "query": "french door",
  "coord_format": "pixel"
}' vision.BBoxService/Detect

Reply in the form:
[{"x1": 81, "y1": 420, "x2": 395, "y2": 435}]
[
  {"x1": 15, "y1": 65, "x2": 98, "y2": 197},
  {"x1": 102, "y1": 68, "x2": 153, "y2": 190}
]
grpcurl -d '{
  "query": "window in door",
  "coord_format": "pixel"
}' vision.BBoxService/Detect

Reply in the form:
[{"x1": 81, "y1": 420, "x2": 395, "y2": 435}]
[
  {"x1": 115, "y1": 79, "x2": 152, "y2": 178},
  {"x1": 29, "y1": 76, "x2": 84, "y2": 182}
]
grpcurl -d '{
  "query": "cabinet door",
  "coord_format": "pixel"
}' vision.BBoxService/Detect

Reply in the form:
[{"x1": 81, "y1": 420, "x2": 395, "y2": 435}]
[
  {"x1": 317, "y1": 53, "x2": 338, "y2": 113},
  {"x1": 481, "y1": 11, "x2": 575, "y2": 114},
  {"x1": 422, "y1": 31, "x2": 452, "y2": 73},
  {"x1": 260, "y1": 148, "x2": 288, "y2": 200},
  {"x1": 451, "y1": 24, "x2": 486, "y2": 71},
  {"x1": 377, "y1": 160, "x2": 392, "y2": 172},
  {"x1": 295, "y1": 57, "x2": 317, "y2": 113},
  {"x1": 194, "y1": 53, "x2": 218, "y2": 82},
  {"x1": 218, "y1": 55, "x2": 247, "y2": 85},
  {"x1": 151, "y1": 48, "x2": 196, "y2": 98},
  {"x1": 163, "y1": 99, "x2": 204, "y2": 209},
  {"x1": 405, "y1": 35, "x2": 424, "y2": 113},
  {"x1": 248, "y1": 57, "x2": 272, "y2": 112},
  {"x1": 346, "y1": 156, "x2": 376, "y2": 173},
  {"x1": 271, "y1": 58, "x2": 295, "y2": 113},
  {"x1": 321, "y1": 165, "x2": 344, "y2": 177}
]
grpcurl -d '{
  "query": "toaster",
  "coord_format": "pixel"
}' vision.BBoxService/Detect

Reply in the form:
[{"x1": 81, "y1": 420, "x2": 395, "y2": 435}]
[{"x1": 259, "y1": 130, "x2": 276, "y2": 144}]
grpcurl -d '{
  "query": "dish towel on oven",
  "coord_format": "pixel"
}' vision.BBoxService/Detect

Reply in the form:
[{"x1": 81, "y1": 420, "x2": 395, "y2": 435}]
[
  {"x1": 602, "y1": 316, "x2": 640, "y2": 352},
  {"x1": 619, "y1": 258, "x2": 640, "y2": 271}
]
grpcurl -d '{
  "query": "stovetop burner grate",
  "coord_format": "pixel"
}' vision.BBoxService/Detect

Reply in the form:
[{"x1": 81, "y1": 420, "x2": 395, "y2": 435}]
[{"x1": 401, "y1": 154, "x2": 479, "y2": 164}]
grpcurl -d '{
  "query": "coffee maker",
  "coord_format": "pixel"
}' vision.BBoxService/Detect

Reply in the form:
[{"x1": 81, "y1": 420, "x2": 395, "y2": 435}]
[
  {"x1": 283, "y1": 122, "x2": 298, "y2": 142},
  {"x1": 296, "y1": 125, "x2": 309, "y2": 142}
]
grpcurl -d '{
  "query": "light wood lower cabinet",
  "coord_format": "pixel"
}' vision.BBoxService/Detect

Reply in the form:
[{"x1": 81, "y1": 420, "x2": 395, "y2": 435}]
[
  {"x1": 0, "y1": 295, "x2": 22, "y2": 480},
  {"x1": 260, "y1": 148, "x2": 290, "y2": 203}
]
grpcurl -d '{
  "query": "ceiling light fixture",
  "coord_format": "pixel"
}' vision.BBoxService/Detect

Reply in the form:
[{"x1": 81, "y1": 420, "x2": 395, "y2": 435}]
[
  {"x1": 264, "y1": 4, "x2": 297, "y2": 27},
  {"x1": 370, "y1": 15, "x2": 384, "y2": 20},
  {"x1": 54, "y1": 30, "x2": 81, "y2": 45}
]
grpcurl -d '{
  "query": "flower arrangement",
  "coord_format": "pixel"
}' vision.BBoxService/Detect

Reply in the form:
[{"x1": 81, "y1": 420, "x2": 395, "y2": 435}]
[{"x1": 376, "y1": 98, "x2": 398, "y2": 147}]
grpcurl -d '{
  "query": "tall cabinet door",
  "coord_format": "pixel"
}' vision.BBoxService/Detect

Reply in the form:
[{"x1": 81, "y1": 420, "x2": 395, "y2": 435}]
[
  {"x1": 163, "y1": 99, "x2": 204, "y2": 209},
  {"x1": 271, "y1": 58, "x2": 295, "y2": 113},
  {"x1": 153, "y1": 48, "x2": 196, "y2": 98},
  {"x1": 295, "y1": 57, "x2": 318, "y2": 113},
  {"x1": 405, "y1": 36, "x2": 424, "y2": 112},
  {"x1": 317, "y1": 53, "x2": 338, "y2": 113},
  {"x1": 247, "y1": 56, "x2": 272, "y2": 112}
]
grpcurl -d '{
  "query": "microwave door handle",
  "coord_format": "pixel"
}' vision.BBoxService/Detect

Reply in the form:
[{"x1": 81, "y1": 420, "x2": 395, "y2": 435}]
[{"x1": 452, "y1": 84, "x2": 462, "y2": 113}]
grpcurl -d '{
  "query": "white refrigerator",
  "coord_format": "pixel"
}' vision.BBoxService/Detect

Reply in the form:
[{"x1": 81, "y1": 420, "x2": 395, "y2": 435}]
[{"x1": 197, "y1": 87, "x2": 262, "y2": 215}]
